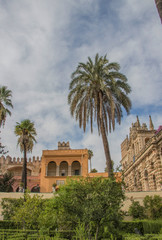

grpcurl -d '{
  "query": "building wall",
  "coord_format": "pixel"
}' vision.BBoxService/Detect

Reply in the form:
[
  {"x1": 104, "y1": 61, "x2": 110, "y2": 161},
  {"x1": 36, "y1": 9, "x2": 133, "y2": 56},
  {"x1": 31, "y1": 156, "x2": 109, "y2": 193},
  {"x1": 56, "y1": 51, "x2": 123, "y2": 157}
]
[
  {"x1": 0, "y1": 156, "x2": 41, "y2": 192},
  {"x1": 121, "y1": 116, "x2": 162, "y2": 192},
  {"x1": 40, "y1": 148, "x2": 88, "y2": 192},
  {"x1": 0, "y1": 191, "x2": 162, "y2": 220}
]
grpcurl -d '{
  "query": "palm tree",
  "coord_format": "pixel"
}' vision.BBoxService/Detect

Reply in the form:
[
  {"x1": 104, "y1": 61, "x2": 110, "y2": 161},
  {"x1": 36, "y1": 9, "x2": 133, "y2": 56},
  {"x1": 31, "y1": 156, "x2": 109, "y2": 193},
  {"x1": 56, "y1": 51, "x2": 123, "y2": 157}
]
[
  {"x1": 14, "y1": 119, "x2": 37, "y2": 191},
  {"x1": 68, "y1": 54, "x2": 131, "y2": 177},
  {"x1": 88, "y1": 149, "x2": 93, "y2": 172},
  {"x1": 0, "y1": 86, "x2": 13, "y2": 127},
  {"x1": 155, "y1": 0, "x2": 162, "y2": 23}
]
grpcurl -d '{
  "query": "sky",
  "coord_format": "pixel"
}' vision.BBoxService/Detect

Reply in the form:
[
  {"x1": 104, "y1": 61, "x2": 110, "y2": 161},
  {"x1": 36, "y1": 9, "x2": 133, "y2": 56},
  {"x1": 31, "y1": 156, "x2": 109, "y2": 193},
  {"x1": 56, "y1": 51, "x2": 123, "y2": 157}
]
[{"x1": 0, "y1": 0, "x2": 162, "y2": 172}]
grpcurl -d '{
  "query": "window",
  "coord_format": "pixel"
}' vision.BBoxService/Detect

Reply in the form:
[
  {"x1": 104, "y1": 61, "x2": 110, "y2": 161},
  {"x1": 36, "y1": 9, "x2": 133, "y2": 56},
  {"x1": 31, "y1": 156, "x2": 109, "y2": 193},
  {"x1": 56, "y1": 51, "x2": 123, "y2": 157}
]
[{"x1": 56, "y1": 180, "x2": 65, "y2": 186}]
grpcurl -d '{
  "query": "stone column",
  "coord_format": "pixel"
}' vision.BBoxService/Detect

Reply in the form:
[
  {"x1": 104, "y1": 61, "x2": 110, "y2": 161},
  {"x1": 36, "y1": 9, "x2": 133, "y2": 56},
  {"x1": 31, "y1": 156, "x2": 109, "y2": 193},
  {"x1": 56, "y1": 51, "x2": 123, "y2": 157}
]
[
  {"x1": 68, "y1": 165, "x2": 71, "y2": 176},
  {"x1": 45, "y1": 165, "x2": 48, "y2": 176},
  {"x1": 56, "y1": 165, "x2": 60, "y2": 176}
]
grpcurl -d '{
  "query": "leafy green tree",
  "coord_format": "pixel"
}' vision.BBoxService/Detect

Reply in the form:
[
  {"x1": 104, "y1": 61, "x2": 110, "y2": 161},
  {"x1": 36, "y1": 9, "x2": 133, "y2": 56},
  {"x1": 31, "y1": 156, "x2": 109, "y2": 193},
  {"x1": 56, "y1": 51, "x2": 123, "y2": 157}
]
[
  {"x1": 1, "y1": 197, "x2": 24, "y2": 220},
  {"x1": 39, "y1": 177, "x2": 125, "y2": 239},
  {"x1": 128, "y1": 199, "x2": 145, "y2": 219},
  {"x1": 14, "y1": 119, "x2": 37, "y2": 191},
  {"x1": 0, "y1": 86, "x2": 13, "y2": 127},
  {"x1": 0, "y1": 172, "x2": 15, "y2": 192},
  {"x1": 68, "y1": 54, "x2": 131, "y2": 177},
  {"x1": 12, "y1": 193, "x2": 45, "y2": 229},
  {"x1": 143, "y1": 195, "x2": 162, "y2": 219}
]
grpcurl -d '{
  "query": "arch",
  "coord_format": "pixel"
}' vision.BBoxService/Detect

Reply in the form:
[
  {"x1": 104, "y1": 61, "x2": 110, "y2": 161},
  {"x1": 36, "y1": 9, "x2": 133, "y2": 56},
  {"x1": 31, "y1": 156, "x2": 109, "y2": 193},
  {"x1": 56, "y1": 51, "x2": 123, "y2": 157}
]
[
  {"x1": 59, "y1": 161, "x2": 68, "y2": 176},
  {"x1": 47, "y1": 161, "x2": 56, "y2": 176},
  {"x1": 145, "y1": 138, "x2": 150, "y2": 145},
  {"x1": 31, "y1": 185, "x2": 40, "y2": 193},
  {"x1": 71, "y1": 161, "x2": 81, "y2": 176},
  {"x1": 8, "y1": 167, "x2": 32, "y2": 176}
]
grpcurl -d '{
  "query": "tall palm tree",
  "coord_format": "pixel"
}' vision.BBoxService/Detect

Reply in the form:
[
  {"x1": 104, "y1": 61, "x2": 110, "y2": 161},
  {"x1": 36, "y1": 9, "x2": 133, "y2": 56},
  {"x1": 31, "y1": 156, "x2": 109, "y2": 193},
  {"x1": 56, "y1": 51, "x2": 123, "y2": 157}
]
[
  {"x1": 68, "y1": 54, "x2": 131, "y2": 177},
  {"x1": 155, "y1": 0, "x2": 162, "y2": 23},
  {"x1": 0, "y1": 86, "x2": 13, "y2": 127},
  {"x1": 14, "y1": 119, "x2": 37, "y2": 191}
]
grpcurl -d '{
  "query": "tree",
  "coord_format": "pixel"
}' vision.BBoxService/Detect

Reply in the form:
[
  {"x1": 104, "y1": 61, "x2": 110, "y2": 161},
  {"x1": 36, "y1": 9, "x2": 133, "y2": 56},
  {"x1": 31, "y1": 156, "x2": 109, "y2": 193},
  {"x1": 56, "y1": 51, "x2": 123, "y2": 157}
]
[
  {"x1": 155, "y1": 0, "x2": 162, "y2": 23},
  {"x1": 39, "y1": 177, "x2": 125, "y2": 239},
  {"x1": 14, "y1": 119, "x2": 37, "y2": 191},
  {"x1": 12, "y1": 193, "x2": 45, "y2": 229},
  {"x1": 90, "y1": 168, "x2": 98, "y2": 173},
  {"x1": 88, "y1": 149, "x2": 93, "y2": 172},
  {"x1": 143, "y1": 195, "x2": 162, "y2": 219},
  {"x1": 68, "y1": 54, "x2": 131, "y2": 177},
  {"x1": 0, "y1": 172, "x2": 15, "y2": 192},
  {"x1": 0, "y1": 86, "x2": 13, "y2": 127},
  {"x1": 128, "y1": 199, "x2": 145, "y2": 219}
]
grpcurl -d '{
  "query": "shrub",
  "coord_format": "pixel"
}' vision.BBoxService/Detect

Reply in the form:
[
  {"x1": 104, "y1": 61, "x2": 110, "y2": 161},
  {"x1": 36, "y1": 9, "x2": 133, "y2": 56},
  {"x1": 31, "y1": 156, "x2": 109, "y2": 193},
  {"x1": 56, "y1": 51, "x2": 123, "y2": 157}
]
[
  {"x1": 143, "y1": 195, "x2": 162, "y2": 219},
  {"x1": 39, "y1": 177, "x2": 125, "y2": 239},
  {"x1": 128, "y1": 200, "x2": 145, "y2": 219},
  {"x1": 128, "y1": 195, "x2": 162, "y2": 220}
]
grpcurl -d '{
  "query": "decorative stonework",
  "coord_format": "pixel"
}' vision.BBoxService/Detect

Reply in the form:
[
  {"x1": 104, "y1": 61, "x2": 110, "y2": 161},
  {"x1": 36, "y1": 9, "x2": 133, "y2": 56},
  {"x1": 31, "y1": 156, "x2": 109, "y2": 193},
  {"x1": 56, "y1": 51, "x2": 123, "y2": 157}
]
[{"x1": 121, "y1": 116, "x2": 162, "y2": 192}]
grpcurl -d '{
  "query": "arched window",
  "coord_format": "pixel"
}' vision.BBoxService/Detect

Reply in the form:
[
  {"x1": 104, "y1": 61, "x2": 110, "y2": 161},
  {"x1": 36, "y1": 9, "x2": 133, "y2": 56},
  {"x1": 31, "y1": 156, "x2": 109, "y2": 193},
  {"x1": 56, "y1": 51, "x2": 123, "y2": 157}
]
[
  {"x1": 31, "y1": 185, "x2": 40, "y2": 192},
  {"x1": 59, "y1": 161, "x2": 68, "y2": 176},
  {"x1": 47, "y1": 161, "x2": 56, "y2": 176},
  {"x1": 71, "y1": 161, "x2": 81, "y2": 176}
]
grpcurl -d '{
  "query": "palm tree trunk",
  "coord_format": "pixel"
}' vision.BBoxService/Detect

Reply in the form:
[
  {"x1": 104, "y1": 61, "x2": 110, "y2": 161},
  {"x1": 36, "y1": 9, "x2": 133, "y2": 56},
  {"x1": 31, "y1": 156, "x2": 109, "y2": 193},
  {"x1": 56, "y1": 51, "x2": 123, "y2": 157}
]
[
  {"x1": 22, "y1": 142, "x2": 27, "y2": 191},
  {"x1": 100, "y1": 120, "x2": 113, "y2": 177},
  {"x1": 155, "y1": 0, "x2": 162, "y2": 23}
]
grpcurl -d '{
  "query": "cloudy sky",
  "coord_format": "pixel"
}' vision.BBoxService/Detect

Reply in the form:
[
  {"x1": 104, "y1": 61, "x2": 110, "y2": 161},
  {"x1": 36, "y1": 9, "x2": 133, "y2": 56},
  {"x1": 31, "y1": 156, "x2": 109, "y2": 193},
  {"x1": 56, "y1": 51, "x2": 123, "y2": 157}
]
[{"x1": 0, "y1": 0, "x2": 162, "y2": 172}]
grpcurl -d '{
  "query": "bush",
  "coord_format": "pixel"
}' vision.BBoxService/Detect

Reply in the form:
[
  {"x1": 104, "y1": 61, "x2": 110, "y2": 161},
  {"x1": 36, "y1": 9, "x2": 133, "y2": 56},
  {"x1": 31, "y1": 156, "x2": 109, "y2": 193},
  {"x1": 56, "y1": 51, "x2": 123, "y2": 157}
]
[
  {"x1": 128, "y1": 200, "x2": 145, "y2": 219},
  {"x1": 39, "y1": 177, "x2": 125, "y2": 239},
  {"x1": 121, "y1": 220, "x2": 162, "y2": 235},
  {"x1": 128, "y1": 195, "x2": 162, "y2": 220},
  {"x1": 143, "y1": 195, "x2": 162, "y2": 219},
  {"x1": 1, "y1": 198, "x2": 24, "y2": 220}
]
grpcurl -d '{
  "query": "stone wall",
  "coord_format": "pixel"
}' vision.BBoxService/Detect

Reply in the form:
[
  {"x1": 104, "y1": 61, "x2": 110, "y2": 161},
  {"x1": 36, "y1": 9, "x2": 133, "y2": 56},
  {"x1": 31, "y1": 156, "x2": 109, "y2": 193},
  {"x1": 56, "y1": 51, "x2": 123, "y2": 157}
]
[{"x1": 0, "y1": 191, "x2": 161, "y2": 220}]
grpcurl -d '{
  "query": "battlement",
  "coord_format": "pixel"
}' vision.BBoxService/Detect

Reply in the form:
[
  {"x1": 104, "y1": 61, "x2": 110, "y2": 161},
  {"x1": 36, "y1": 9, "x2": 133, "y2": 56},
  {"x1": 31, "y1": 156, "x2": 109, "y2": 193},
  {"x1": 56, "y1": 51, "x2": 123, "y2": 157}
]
[
  {"x1": 0, "y1": 156, "x2": 41, "y2": 165},
  {"x1": 58, "y1": 141, "x2": 70, "y2": 150}
]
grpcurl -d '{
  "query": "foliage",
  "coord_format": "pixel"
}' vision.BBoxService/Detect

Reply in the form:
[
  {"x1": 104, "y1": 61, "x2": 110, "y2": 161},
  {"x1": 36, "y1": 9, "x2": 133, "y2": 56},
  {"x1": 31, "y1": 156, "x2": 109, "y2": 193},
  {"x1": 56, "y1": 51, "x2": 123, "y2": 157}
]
[
  {"x1": 14, "y1": 119, "x2": 37, "y2": 153},
  {"x1": 128, "y1": 195, "x2": 162, "y2": 220},
  {"x1": 121, "y1": 220, "x2": 162, "y2": 235},
  {"x1": 90, "y1": 168, "x2": 98, "y2": 173},
  {"x1": 39, "y1": 177, "x2": 125, "y2": 239},
  {"x1": 68, "y1": 53, "x2": 131, "y2": 176},
  {"x1": 1, "y1": 198, "x2": 24, "y2": 220},
  {"x1": 14, "y1": 119, "x2": 37, "y2": 190},
  {"x1": 12, "y1": 193, "x2": 45, "y2": 229},
  {"x1": 0, "y1": 172, "x2": 15, "y2": 192},
  {"x1": 0, "y1": 86, "x2": 13, "y2": 127},
  {"x1": 0, "y1": 220, "x2": 20, "y2": 229},
  {"x1": 143, "y1": 195, "x2": 162, "y2": 220},
  {"x1": 128, "y1": 200, "x2": 145, "y2": 219}
]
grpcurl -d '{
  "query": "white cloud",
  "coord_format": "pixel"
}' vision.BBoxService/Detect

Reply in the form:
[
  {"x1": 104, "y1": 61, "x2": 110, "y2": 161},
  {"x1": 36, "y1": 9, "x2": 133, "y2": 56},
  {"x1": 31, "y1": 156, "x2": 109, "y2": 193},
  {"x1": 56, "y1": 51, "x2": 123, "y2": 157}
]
[{"x1": 0, "y1": 0, "x2": 161, "y2": 173}]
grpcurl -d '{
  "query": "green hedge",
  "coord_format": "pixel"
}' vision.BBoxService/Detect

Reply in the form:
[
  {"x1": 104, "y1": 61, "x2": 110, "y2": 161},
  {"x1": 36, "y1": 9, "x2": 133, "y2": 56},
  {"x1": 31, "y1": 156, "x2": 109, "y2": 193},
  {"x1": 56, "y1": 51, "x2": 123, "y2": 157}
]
[
  {"x1": 123, "y1": 233, "x2": 162, "y2": 240},
  {"x1": 121, "y1": 220, "x2": 162, "y2": 235},
  {"x1": 0, "y1": 220, "x2": 22, "y2": 229}
]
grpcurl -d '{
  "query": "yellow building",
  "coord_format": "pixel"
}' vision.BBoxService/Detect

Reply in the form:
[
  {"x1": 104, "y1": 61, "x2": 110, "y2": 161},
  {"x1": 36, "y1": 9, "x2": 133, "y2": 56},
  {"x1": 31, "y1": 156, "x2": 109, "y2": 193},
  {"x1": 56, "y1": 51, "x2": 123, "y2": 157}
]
[{"x1": 40, "y1": 141, "x2": 89, "y2": 192}]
